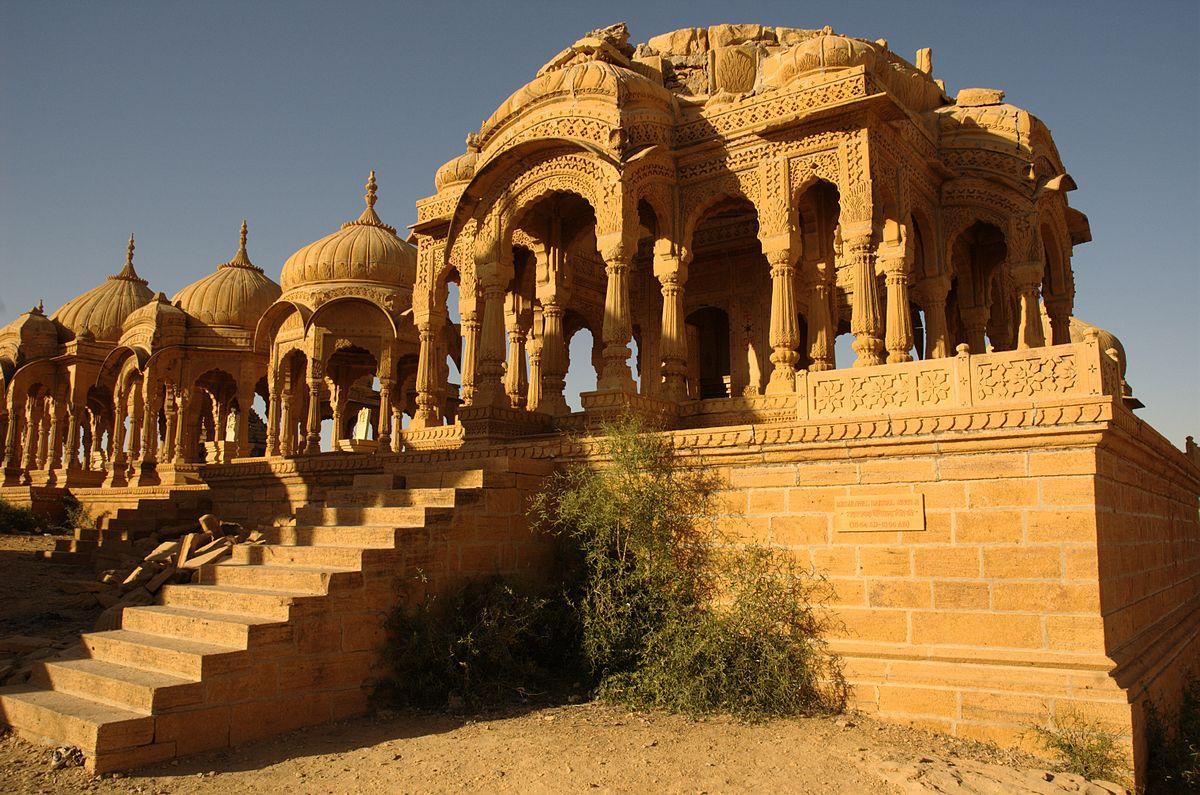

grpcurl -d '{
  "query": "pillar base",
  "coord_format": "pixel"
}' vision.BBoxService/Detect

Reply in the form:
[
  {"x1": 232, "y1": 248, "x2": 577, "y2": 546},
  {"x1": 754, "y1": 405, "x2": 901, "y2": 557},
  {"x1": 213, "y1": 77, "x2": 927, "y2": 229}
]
[
  {"x1": 457, "y1": 405, "x2": 554, "y2": 445},
  {"x1": 579, "y1": 390, "x2": 678, "y2": 429}
]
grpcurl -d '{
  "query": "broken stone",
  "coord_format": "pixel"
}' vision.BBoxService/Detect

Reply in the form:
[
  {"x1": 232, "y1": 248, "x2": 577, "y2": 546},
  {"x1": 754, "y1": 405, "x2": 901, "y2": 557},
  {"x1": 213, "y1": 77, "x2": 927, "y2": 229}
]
[
  {"x1": 50, "y1": 745, "x2": 84, "y2": 770},
  {"x1": 180, "y1": 542, "x2": 232, "y2": 570},
  {"x1": 198, "y1": 514, "x2": 221, "y2": 535},
  {"x1": 0, "y1": 635, "x2": 54, "y2": 653},
  {"x1": 956, "y1": 87, "x2": 1005, "y2": 107},
  {"x1": 144, "y1": 541, "x2": 182, "y2": 563},
  {"x1": 145, "y1": 565, "x2": 177, "y2": 593},
  {"x1": 94, "y1": 606, "x2": 124, "y2": 632}
]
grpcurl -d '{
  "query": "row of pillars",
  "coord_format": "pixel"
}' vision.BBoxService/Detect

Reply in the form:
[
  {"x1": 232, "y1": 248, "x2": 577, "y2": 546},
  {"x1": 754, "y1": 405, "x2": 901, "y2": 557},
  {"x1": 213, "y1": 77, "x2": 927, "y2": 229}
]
[{"x1": 406, "y1": 229, "x2": 1071, "y2": 424}]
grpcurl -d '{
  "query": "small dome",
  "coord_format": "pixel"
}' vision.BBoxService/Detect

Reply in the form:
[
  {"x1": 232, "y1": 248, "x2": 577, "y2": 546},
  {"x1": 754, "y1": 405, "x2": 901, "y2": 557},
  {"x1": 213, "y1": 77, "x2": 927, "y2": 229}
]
[
  {"x1": 173, "y1": 221, "x2": 282, "y2": 330},
  {"x1": 52, "y1": 235, "x2": 155, "y2": 343},
  {"x1": 280, "y1": 172, "x2": 415, "y2": 291},
  {"x1": 123, "y1": 291, "x2": 186, "y2": 330},
  {"x1": 434, "y1": 139, "x2": 480, "y2": 191},
  {"x1": 0, "y1": 303, "x2": 58, "y2": 366}
]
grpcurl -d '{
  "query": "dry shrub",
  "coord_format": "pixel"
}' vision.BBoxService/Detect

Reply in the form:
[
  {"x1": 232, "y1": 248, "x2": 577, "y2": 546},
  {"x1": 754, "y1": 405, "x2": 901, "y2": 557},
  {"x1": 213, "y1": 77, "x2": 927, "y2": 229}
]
[{"x1": 1029, "y1": 708, "x2": 1129, "y2": 784}]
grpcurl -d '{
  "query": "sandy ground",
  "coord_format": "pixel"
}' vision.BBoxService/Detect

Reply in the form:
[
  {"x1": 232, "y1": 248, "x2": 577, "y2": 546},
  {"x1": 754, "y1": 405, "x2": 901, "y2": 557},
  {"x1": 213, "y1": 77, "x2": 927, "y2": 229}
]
[{"x1": 0, "y1": 534, "x2": 1129, "y2": 794}]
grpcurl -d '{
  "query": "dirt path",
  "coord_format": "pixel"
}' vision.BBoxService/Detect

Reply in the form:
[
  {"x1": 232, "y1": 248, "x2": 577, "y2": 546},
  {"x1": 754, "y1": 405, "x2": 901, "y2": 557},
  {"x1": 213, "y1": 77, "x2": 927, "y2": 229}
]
[
  {"x1": 0, "y1": 534, "x2": 1128, "y2": 793},
  {"x1": 0, "y1": 702, "x2": 1127, "y2": 794}
]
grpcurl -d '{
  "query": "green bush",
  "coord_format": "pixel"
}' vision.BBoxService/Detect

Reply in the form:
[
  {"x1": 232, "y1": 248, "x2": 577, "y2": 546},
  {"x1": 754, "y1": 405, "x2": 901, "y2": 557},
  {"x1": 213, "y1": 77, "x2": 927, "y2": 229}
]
[
  {"x1": 1029, "y1": 708, "x2": 1129, "y2": 783},
  {"x1": 531, "y1": 415, "x2": 846, "y2": 720},
  {"x1": 1146, "y1": 676, "x2": 1200, "y2": 792},
  {"x1": 380, "y1": 576, "x2": 573, "y2": 710},
  {"x1": 0, "y1": 498, "x2": 44, "y2": 535}
]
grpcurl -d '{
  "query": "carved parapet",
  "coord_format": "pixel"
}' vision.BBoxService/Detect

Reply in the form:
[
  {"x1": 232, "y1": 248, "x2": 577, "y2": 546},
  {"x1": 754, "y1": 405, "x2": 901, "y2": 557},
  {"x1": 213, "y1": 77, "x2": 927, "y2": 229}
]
[
  {"x1": 796, "y1": 338, "x2": 1120, "y2": 423},
  {"x1": 578, "y1": 390, "x2": 678, "y2": 429}
]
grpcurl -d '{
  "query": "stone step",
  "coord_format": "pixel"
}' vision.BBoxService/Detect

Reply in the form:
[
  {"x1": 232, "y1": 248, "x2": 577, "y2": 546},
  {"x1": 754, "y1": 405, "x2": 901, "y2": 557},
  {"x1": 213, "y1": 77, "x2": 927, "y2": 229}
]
[
  {"x1": 198, "y1": 563, "x2": 360, "y2": 594},
  {"x1": 33, "y1": 656, "x2": 203, "y2": 714},
  {"x1": 39, "y1": 550, "x2": 92, "y2": 566},
  {"x1": 319, "y1": 486, "x2": 461, "y2": 509},
  {"x1": 350, "y1": 472, "x2": 399, "y2": 490},
  {"x1": 266, "y1": 525, "x2": 407, "y2": 549},
  {"x1": 403, "y1": 469, "x2": 487, "y2": 489},
  {"x1": 82, "y1": 630, "x2": 245, "y2": 680},
  {"x1": 294, "y1": 504, "x2": 436, "y2": 526},
  {"x1": 229, "y1": 543, "x2": 367, "y2": 569},
  {"x1": 0, "y1": 687, "x2": 154, "y2": 754},
  {"x1": 159, "y1": 583, "x2": 318, "y2": 620},
  {"x1": 121, "y1": 605, "x2": 291, "y2": 648}
]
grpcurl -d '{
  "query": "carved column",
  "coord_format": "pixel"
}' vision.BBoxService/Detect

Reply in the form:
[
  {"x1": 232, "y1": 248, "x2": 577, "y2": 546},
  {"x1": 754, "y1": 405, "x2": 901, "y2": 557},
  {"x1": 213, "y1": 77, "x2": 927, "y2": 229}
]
[
  {"x1": 161, "y1": 385, "x2": 177, "y2": 465},
  {"x1": 912, "y1": 278, "x2": 951, "y2": 359},
  {"x1": 655, "y1": 253, "x2": 689, "y2": 403},
  {"x1": 2, "y1": 399, "x2": 22, "y2": 476},
  {"x1": 471, "y1": 276, "x2": 509, "y2": 409},
  {"x1": 847, "y1": 229, "x2": 884, "y2": 367},
  {"x1": 764, "y1": 246, "x2": 800, "y2": 392},
  {"x1": 235, "y1": 384, "x2": 253, "y2": 457},
  {"x1": 107, "y1": 390, "x2": 128, "y2": 480},
  {"x1": 277, "y1": 387, "x2": 292, "y2": 457},
  {"x1": 136, "y1": 383, "x2": 157, "y2": 470},
  {"x1": 128, "y1": 382, "x2": 143, "y2": 465},
  {"x1": 1045, "y1": 295, "x2": 1073, "y2": 346},
  {"x1": 880, "y1": 252, "x2": 914, "y2": 363},
  {"x1": 1011, "y1": 265, "x2": 1047, "y2": 349},
  {"x1": 376, "y1": 377, "x2": 393, "y2": 453},
  {"x1": 304, "y1": 375, "x2": 322, "y2": 455},
  {"x1": 527, "y1": 308, "x2": 543, "y2": 412},
  {"x1": 36, "y1": 398, "x2": 51, "y2": 470},
  {"x1": 20, "y1": 395, "x2": 40, "y2": 473},
  {"x1": 807, "y1": 276, "x2": 836, "y2": 371},
  {"x1": 504, "y1": 292, "x2": 529, "y2": 410},
  {"x1": 173, "y1": 389, "x2": 189, "y2": 464},
  {"x1": 410, "y1": 318, "x2": 442, "y2": 428},
  {"x1": 47, "y1": 398, "x2": 63, "y2": 473},
  {"x1": 458, "y1": 307, "x2": 480, "y2": 408},
  {"x1": 329, "y1": 383, "x2": 346, "y2": 445},
  {"x1": 597, "y1": 238, "x2": 636, "y2": 393},
  {"x1": 960, "y1": 306, "x2": 990, "y2": 354}
]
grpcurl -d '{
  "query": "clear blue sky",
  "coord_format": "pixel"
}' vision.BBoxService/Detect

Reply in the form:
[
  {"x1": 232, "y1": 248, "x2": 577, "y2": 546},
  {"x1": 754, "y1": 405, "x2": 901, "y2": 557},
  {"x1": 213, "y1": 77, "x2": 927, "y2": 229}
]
[{"x1": 2, "y1": 1, "x2": 1197, "y2": 445}]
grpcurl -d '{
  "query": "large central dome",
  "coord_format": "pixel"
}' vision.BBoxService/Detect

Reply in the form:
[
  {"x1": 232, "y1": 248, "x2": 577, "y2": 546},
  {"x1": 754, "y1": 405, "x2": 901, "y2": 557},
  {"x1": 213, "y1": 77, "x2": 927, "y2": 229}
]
[{"x1": 280, "y1": 172, "x2": 415, "y2": 292}]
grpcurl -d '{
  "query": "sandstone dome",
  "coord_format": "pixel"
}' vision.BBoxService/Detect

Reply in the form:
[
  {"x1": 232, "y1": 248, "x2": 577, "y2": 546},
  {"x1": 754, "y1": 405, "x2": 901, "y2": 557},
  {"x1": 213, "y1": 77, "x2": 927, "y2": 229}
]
[
  {"x1": 0, "y1": 304, "x2": 58, "y2": 366},
  {"x1": 122, "y1": 290, "x2": 187, "y2": 331},
  {"x1": 51, "y1": 235, "x2": 155, "y2": 343},
  {"x1": 173, "y1": 221, "x2": 282, "y2": 330},
  {"x1": 434, "y1": 141, "x2": 480, "y2": 191},
  {"x1": 280, "y1": 172, "x2": 415, "y2": 292}
]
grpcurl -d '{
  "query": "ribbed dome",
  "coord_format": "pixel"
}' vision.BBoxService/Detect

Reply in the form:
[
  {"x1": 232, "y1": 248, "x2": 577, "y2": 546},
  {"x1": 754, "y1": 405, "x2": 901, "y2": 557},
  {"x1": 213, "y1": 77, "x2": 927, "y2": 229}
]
[
  {"x1": 52, "y1": 235, "x2": 155, "y2": 343},
  {"x1": 280, "y1": 172, "x2": 415, "y2": 291},
  {"x1": 0, "y1": 304, "x2": 58, "y2": 364},
  {"x1": 123, "y1": 291, "x2": 186, "y2": 330},
  {"x1": 434, "y1": 142, "x2": 480, "y2": 191},
  {"x1": 173, "y1": 221, "x2": 282, "y2": 329}
]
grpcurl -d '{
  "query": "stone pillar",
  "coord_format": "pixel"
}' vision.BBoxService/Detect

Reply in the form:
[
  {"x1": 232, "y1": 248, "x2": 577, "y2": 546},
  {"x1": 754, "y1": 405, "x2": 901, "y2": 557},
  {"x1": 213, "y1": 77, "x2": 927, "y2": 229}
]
[
  {"x1": 1045, "y1": 296, "x2": 1073, "y2": 346},
  {"x1": 538, "y1": 302, "x2": 569, "y2": 415},
  {"x1": 36, "y1": 398, "x2": 51, "y2": 470},
  {"x1": 912, "y1": 278, "x2": 951, "y2": 359},
  {"x1": 764, "y1": 247, "x2": 800, "y2": 393},
  {"x1": 504, "y1": 293, "x2": 529, "y2": 410},
  {"x1": 472, "y1": 278, "x2": 509, "y2": 409},
  {"x1": 391, "y1": 402, "x2": 403, "y2": 452},
  {"x1": 598, "y1": 240, "x2": 636, "y2": 393},
  {"x1": 161, "y1": 386, "x2": 177, "y2": 465},
  {"x1": 173, "y1": 389, "x2": 189, "y2": 464},
  {"x1": 960, "y1": 306, "x2": 990, "y2": 354},
  {"x1": 2, "y1": 400, "x2": 22, "y2": 475},
  {"x1": 22, "y1": 395, "x2": 40, "y2": 472},
  {"x1": 277, "y1": 390, "x2": 292, "y2": 457},
  {"x1": 847, "y1": 229, "x2": 884, "y2": 367},
  {"x1": 136, "y1": 386, "x2": 156, "y2": 468},
  {"x1": 807, "y1": 277, "x2": 836, "y2": 371},
  {"x1": 412, "y1": 320, "x2": 442, "y2": 428},
  {"x1": 655, "y1": 253, "x2": 689, "y2": 403},
  {"x1": 107, "y1": 390, "x2": 128, "y2": 481},
  {"x1": 375, "y1": 377, "x2": 392, "y2": 453},
  {"x1": 1011, "y1": 265, "x2": 1046, "y2": 349},
  {"x1": 458, "y1": 308, "x2": 480, "y2": 408},
  {"x1": 329, "y1": 383, "x2": 346, "y2": 445},
  {"x1": 47, "y1": 398, "x2": 63, "y2": 473},
  {"x1": 128, "y1": 383, "x2": 143, "y2": 464},
  {"x1": 304, "y1": 376, "x2": 322, "y2": 455},
  {"x1": 235, "y1": 385, "x2": 253, "y2": 457},
  {"x1": 881, "y1": 253, "x2": 914, "y2": 363},
  {"x1": 527, "y1": 309, "x2": 544, "y2": 412}
]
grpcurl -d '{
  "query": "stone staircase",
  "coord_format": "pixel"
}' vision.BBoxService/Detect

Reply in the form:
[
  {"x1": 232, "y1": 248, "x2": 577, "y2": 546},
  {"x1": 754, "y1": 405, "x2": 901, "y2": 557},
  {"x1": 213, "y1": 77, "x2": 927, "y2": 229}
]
[
  {"x1": 42, "y1": 486, "x2": 213, "y2": 567},
  {"x1": 0, "y1": 469, "x2": 509, "y2": 773}
]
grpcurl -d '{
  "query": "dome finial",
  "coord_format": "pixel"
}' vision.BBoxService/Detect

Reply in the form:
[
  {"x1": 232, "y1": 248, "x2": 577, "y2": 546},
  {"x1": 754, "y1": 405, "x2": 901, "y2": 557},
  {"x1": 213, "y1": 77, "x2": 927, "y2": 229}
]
[
  {"x1": 365, "y1": 170, "x2": 378, "y2": 211},
  {"x1": 112, "y1": 233, "x2": 146, "y2": 283},
  {"x1": 222, "y1": 219, "x2": 259, "y2": 270}
]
